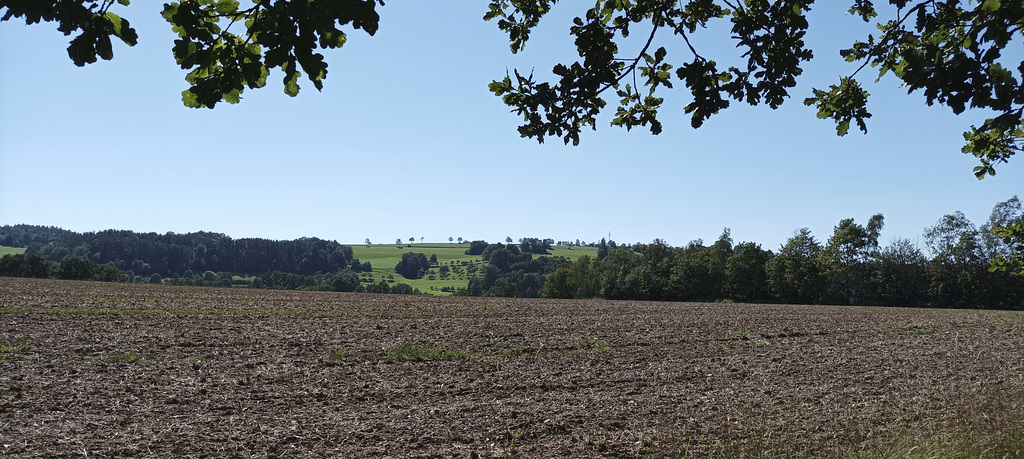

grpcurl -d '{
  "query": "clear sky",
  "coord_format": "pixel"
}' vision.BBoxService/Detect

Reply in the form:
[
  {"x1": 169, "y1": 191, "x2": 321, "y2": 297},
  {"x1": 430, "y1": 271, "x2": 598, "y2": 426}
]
[{"x1": 1, "y1": 2, "x2": 1021, "y2": 252}]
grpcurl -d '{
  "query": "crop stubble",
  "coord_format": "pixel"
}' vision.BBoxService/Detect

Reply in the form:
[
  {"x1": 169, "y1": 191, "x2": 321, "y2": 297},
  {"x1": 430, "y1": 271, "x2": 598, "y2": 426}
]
[{"x1": 1, "y1": 278, "x2": 1022, "y2": 457}]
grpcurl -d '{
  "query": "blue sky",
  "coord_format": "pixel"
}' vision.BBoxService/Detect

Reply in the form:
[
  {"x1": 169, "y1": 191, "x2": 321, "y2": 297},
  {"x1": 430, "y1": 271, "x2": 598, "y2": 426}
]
[{"x1": 1, "y1": 2, "x2": 1021, "y2": 251}]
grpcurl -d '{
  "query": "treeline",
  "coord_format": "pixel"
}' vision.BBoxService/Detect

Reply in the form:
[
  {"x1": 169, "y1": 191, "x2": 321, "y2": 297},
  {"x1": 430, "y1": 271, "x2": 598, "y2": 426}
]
[
  {"x1": 464, "y1": 243, "x2": 560, "y2": 297},
  {"x1": 0, "y1": 225, "x2": 76, "y2": 247},
  {"x1": 0, "y1": 252, "x2": 425, "y2": 295},
  {"x1": 529, "y1": 205, "x2": 1024, "y2": 309},
  {"x1": 0, "y1": 225, "x2": 431, "y2": 294},
  {"x1": 464, "y1": 238, "x2": 553, "y2": 256},
  {"x1": 2, "y1": 196, "x2": 1021, "y2": 308},
  {"x1": 0, "y1": 254, "x2": 130, "y2": 283},
  {"x1": 0, "y1": 226, "x2": 368, "y2": 277}
]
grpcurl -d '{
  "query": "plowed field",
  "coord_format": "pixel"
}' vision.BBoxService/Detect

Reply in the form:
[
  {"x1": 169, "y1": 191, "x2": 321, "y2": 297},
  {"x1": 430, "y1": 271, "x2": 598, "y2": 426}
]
[{"x1": 2, "y1": 278, "x2": 1023, "y2": 457}]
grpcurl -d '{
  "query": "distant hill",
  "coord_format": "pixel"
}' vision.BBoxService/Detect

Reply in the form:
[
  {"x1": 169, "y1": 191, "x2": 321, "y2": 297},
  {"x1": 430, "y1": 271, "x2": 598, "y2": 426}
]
[
  {"x1": 349, "y1": 242, "x2": 600, "y2": 296},
  {"x1": 0, "y1": 225, "x2": 604, "y2": 298},
  {"x1": 0, "y1": 224, "x2": 76, "y2": 247},
  {"x1": 0, "y1": 225, "x2": 357, "y2": 277}
]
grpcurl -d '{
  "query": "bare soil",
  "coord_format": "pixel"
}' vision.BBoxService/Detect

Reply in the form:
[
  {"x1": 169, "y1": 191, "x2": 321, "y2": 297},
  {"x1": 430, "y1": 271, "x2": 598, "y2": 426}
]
[{"x1": 1, "y1": 277, "x2": 1023, "y2": 457}]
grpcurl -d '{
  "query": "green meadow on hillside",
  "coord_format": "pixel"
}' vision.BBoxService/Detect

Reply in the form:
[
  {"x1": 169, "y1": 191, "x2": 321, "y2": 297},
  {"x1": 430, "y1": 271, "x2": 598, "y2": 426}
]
[
  {"x1": 0, "y1": 246, "x2": 26, "y2": 257},
  {"x1": 351, "y1": 243, "x2": 599, "y2": 295}
]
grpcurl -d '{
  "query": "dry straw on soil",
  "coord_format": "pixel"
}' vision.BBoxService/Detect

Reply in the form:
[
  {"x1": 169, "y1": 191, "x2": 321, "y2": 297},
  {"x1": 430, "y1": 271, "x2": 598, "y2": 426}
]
[{"x1": 1, "y1": 277, "x2": 1023, "y2": 457}]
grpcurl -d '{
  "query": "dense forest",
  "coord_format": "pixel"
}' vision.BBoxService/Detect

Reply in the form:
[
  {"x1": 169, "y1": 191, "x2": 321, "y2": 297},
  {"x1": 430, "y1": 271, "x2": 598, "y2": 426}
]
[
  {"x1": 0, "y1": 226, "x2": 364, "y2": 276},
  {"x1": 535, "y1": 223, "x2": 1024, "y2": 308},
  {"x1": 1, "y1": 196, "x2": 1022, "y2": 308},
  {"x1": 0, "y1": 227, "x2": 391, "y2": 293},
  {"x1": 447, "y1": 198, "x2": 1024, "y2": 309}
]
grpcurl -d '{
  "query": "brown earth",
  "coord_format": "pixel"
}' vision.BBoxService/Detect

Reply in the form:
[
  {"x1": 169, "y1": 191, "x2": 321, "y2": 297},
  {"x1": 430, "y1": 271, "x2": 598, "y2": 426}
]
[{"x1": 1, "y1": 277, "x2": 1023, "y2": 457}]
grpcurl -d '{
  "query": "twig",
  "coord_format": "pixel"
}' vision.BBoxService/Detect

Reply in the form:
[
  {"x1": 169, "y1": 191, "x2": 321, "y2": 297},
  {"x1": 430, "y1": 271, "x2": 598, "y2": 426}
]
[
  {"x1": 595, "y1": 22, "x2": 660, "y2": 98},
  {"x1": 848, "y1": 1, "x2": 929, "y2": 80}
]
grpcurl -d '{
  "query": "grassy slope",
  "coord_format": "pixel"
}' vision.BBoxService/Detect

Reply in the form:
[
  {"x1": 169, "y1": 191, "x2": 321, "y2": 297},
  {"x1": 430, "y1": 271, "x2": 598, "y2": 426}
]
[
  {"x1": 545, "y1": 245, "x2": 601, "y2": 261},
  {"x1": 352, "y1": 243, "x2": 478, "y2": 294},
  {"x1": 0, "y1": 246, "x2": 26, "y2": 257},
  {"x1": 351, "y1": 243, "x2": 599, "y2": 295}
]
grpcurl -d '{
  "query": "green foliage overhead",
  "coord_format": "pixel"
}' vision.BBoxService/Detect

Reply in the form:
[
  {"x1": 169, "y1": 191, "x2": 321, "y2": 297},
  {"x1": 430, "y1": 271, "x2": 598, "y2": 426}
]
[
  {"x1": 2, "y1": 0, "x2": 383, "y2": 108},
  {"x1": 160, "y1": 0, "x2": 382, "y2": 108},
  {"x1": 484, "y1": 0, "x2": 1024, "y2": 180},
  {"x1": 0, "y1": 0, "x2": 139, "y2": 66},
  {"x1": 4, "y1": 1, "x2": 1021, "y2": 171}
]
